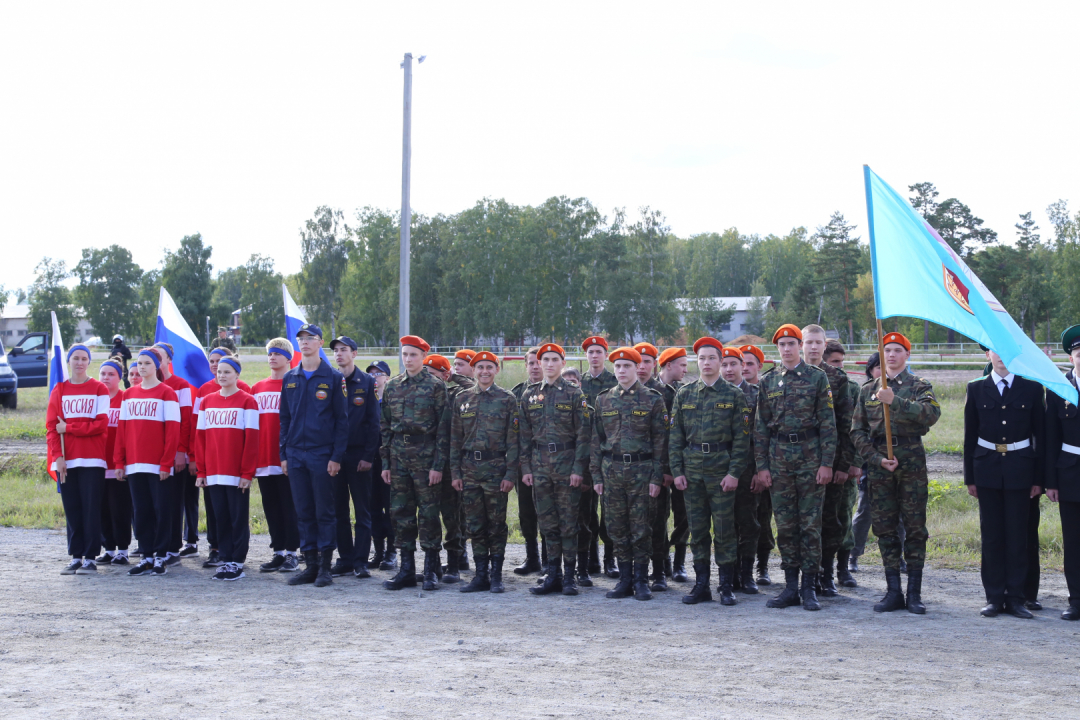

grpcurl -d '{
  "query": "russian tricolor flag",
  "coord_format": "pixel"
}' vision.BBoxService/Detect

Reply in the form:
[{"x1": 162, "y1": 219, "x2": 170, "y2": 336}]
[
  {"x1": 47, "y1": 311, "x2": 68, "y2": 484},
  {"x1": 283, "y1": 283, "x2": 327, "y2": 367},
  {"x1": 155, "y1": 287, "x2": 214, "y2": 388}
]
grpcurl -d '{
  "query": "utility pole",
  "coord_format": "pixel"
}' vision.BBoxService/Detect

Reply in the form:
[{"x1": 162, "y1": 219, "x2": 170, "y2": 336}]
[{"x1": 398, "y1": 52, "x2": 415, "y2": 372}]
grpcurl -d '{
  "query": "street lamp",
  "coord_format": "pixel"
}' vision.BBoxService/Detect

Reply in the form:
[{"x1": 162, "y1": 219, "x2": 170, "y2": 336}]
[{"x1": 398, "y1": 52, "x2": 425, "y2": 372}]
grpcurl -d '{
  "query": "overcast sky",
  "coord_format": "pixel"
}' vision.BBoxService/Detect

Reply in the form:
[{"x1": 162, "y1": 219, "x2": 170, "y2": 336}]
[{"x1": 1, "y1": 1, "x2": 1077, "y2": 297}]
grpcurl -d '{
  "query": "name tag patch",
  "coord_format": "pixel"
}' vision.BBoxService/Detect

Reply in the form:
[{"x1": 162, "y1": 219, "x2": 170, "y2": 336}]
[
  {"x1": 715, "y1": 402, "x2": 733, "y2": 409},
  {"x1": 556, "y1": 403, "x2": 572, "y2": 411},
  {"x1": 601, "y1": 410, "x2": 619, "y2": 417},
  {"x1": 286, "y1": 383, "x2": 297, "y2": 389},
  {"x1": 632, "y1": 409, "x2": 649, "y2": 416},
  {"x1": 528, "y1": 404, "x2": 543, "y2": 410},
  {"x1": 682, "y1": 404, "x2": 696, "y2": 409},
  {"x1": 459, "y1": 411, "x2": 476, "y2": 418},
  {"x1": 768, "y1": 391, "x2": 783, "y2": 399}
]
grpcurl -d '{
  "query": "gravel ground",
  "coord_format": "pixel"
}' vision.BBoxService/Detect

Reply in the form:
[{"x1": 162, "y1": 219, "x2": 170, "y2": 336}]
[{"x1": 2, "y1": 527, "x2": 1079, "y2": 719}]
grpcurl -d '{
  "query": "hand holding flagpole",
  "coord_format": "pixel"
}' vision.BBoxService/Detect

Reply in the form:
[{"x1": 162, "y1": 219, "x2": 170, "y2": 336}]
[{"x1": 876, "y1": 318, "x2": 894, "y2": 461}]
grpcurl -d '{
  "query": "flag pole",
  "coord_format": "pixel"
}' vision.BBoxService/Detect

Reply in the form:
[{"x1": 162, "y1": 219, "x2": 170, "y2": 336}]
[{"x1": 876, "y1": 318, "x2": 894, "y2": 461}]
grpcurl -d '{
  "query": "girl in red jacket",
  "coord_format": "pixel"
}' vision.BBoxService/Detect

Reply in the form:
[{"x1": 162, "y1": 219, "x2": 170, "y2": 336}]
[
  {"x1": 151, "y1": 343, "x2": 195, "y2": 567},
  {"x1": 116, "y1": 349, "x2": 181, "y2": 577},
  {"x1": 196, "y1": 356, "x2": 259, "y2": 581},
  {"x1": 95, "y1": 357, "x2": 133, "y2": 566},
  {"x1": 46, "y1": 344, "x2": 110, "y2": 575}
]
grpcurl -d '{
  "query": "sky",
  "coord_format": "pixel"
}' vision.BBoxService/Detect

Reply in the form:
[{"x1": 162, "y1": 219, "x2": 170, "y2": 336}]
[{"x1": 1, "y1": 1, "x2": 1077, "y2": 297}]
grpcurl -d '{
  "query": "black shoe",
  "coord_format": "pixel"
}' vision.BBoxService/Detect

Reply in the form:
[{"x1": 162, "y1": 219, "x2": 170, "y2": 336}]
[
  {"x1": 222, "y1": 563, "x2": 246, "y2": 581},
  {"x1": 1004, "y1": 599, "x2": 1034, "y2": 619},
  {"x1": 588, "y1": 539, "x2": 601, "y2": 575},
  {"x1": 384, "y1": 551, "x2": 417, "y2": 590},
  {"x1": 899, "y1": 558, "x2": 908, "y2": 574},
  {"x1": 489, "y1": 555, "x2": 506, "y2": 594},
  {"x1": 368, "y1": 541, "x2": 385, "y2": 569},
  {"x1": 606, "y1": 560, "x2": 633, "y2": 599},
  {"x1": 819, "y1": 553, "x2": 839, "y2": 597},
  {"x1": 442, "y1": 551, "x2": 462, "y2": 584},
  {"x1": 212, "y1": 565, "x2": 230, "y2": 580},
  {"x1": 672, "y1": 545, "x2": 689, "y2": 583},
  {"x1": 421, "y1": 549, "x2": 440, "y2": 591},
  {"x1": 836, "y1": 550, "x2": 857, "y2": 587},
  {"x1": 664, "y1": 555, "x2": 673, "y2": 579},
  {"x1": 1025, "y1": 600, "x2": 1042, "y2": 612},
  {"x1": 1062, "y1": 605, "x2": 1080, "y2": 621},
  {"x1": 800, "y1": 572, "x2": 821, "y2": 611},
  {"x1": 128, "y1": 559, "x2": 155, "y2": 576},
  {"x1": 717, "y1": 564, "x2": 737, "y2": 606},
  {"x1": 529, "y1": 562, "x2": 562, "y2": 595},
  {"x1": 633, "y1": 560, "x2": 652, "y2": 601},
  {"x1": 756, "y1": 553, "x2": 772, "y2": 586},
  {"x1": 766, "y1": 568, "x2": 801, "y2": 608},
  {"x1": 94, "y1": 552, "x2": 114, "y2": 565},
  {"x1": 514, "y1": 540, "x2": 542, "y2": 575},
  {"x1": 980, "y1": 602, "x2": 1002, "y2": 618},
  {"x1": 178, "y1": 544, "x2": 198, "y2": 558},
  {"x1": 354, "y1": 563, "x2": 371, "y2": 579},
  {"x1": 76, "y1": 560, "x2": 98, "y2": 575},
  {"x1": 203, "y1": 549, "x2": 223, "y2": 568},
  {"x1": 848, "y1": 553, "x2": 860, "y2": 573},
  {"x1": 151, "y1": 557, "x2": 168, "y2": 576},
  {"x1": 111, "y1": 553, "x2": 129, "y2": 566},
  {"x1": 379, "y1": 548, "x2": 398, "y2": 571},
  {"x1": 314, "y1": 550, "x2": 334, "y2": 587},
  {"x1": 906, "y1": 567, "x2": 925, "y2": 615},
  {"x1": 280, "y1": 553, "x2": 299, "y2": 572},
  {"x1": 603, "y1": 546, "x2": 620, "y2": 579},
  {"x1": 739, "y1": 557, "x2": 759, "y2": 594},
  {"x1": 61, "y1": 559, "x2": 82, "y2": 575},
  {"x1": 874, "y1": 569, "x2": 906, "y2": 612},
  {"x1": 682, "y1": 562, "x2": 713, "y2": 604},
  {"x1": 576, "y1": 551, "x2": 593, "y2": 587},
  {"x1": 288, "y1": 551, "x2": 320, "y2": 586},
  {"x1": 650, "y1": 555, "x2": 668, "y2": 592},
  {"x1": 562, "y1": 556, "x2": 579, "y2": 596},
  {"x1": 164, "y1": 554, "x2": 181, "y2": 567},
  {"x1": 460, "y1": 555, "x2": 491, "y2": 593},
  {"x1": 260, "y1": 554, "x2": 287, "y2": 573},
  {"x1": 329, "y1": 558, "x2": 353, "y2": 577}
]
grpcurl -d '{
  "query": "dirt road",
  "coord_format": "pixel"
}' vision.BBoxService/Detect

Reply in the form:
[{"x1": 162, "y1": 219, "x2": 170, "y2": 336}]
[{"x1": 2, "y1": 527, "x2": 1078, "y2": 719}]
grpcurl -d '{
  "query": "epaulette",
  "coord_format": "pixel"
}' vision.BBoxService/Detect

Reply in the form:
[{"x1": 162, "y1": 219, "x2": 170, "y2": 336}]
[{"x1": 968, "y1": 374, "x2": 989, "y2": 384}]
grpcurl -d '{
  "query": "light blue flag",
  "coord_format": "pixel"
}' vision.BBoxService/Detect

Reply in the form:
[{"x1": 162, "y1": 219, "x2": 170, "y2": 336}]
[{"x1": 864, "y1": 165, "x2": 1076, "y2": 405}]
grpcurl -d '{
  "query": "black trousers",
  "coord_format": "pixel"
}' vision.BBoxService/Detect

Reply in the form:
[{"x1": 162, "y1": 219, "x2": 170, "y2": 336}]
[
  {"x1": 101, "y1": 476, "x2": 132, "y2": 551},
  {"x1": 368, "y1": 455, "x2": 394, "y2": 554},
  {"x1": 60, "y1": 466, "x2": 104, "y2": 559},
  {"x1": 258, "y1": 474, "x2": 299, "y2": 552},
  {"x1": 670, "y1": 486, "x2": 689, "y2": 548},
  {"x1": 167, "y1": 467, "x2": 190, "y2": 554},
  {"x1": 334, "y1": 450, "x2": 373, "y2": 567},
  {"x1": 977, "y1": 487, "x2": 1031, "y2": 605},
  {"x1": 204, "y1": 486, "x2": 218, "y2": 548},
  {"x1": 1025, "y1": 494, "x2": 1041, "y2": 602},
  {"x1": 517, "y1": 477, "x2": 538, "y2": 544},
  {"x1": 1059, "y1": 500, "x2": 1080, "y2": 608},
  {"x1": 207, "y1": 484, "x2": 250, "y2": 564},
  {"x1": 129, "y1": 472, "x2": 174, "y2": 558}
]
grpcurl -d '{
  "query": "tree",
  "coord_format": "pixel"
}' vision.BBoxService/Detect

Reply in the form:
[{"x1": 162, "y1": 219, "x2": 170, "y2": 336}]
[
  {"x1": 343, "y1": 207, "x2": 401, "y2": 346},
  {"x1": 161, "y1": 234, "x2": 214, "y2": 334},
  {"x1": 1049, "y1": 200, "x2": 1080, "y2": 328},
  {"x1": 132, "y1": 269, "x2": 162, "y2": 345},
  {"x1": 811, "y1": 211, "x2": 863, "y2": 343},
  {"x1": 0, "y1": 284, "x2": 7, "y2": 316},
  {"x1": 743, "y1": 278, "x2": 769, "y2": 337},
  {"x1": 28, "y1": 257, "x2": 78, "y2": 341},
  {"x1": 236, "y1": 255, "x2": 285, "y2": 344},
  {"x1": 73, "y1": 245, "x2": 143, "y2": 342},
  {"x1": 299, "y1": 206, "x2": 350, "y2": 339}
]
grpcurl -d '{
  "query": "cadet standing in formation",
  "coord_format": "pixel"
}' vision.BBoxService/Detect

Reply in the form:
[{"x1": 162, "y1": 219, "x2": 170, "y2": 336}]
[
  {"x1": 717, "y1": 345, "x2": 760, "y2": 593},
  {"x1": 511, "y1": 347, "x2": 546, "y2": 576},
  {"x1": 657, "y1": 347, "x2": 690, "y2": 583},
  {"x1": 580, "y1": 336, "x2": 618, "y2": 577},
  {"x1": 740, "y1": 344, "x2": 774, "y2": 586},
  {"x1": 633, "y1": 341, "x2": 672, "y2": 590},
  {"x1": 1046, "y1": 324, "x2": 1080, "y2": 621},
  {"x1": 822, "y1": 339, "x2": 861, "y2": 589}
]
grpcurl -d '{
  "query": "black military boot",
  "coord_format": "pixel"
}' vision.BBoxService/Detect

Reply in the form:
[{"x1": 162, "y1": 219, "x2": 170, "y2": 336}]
[
  {"x1": 756, "y1": 551, "x2": 772, "y2": 586},
  {"x1": 603, "y1": 545, "x2": 620, "y2": 578},
  {"x1": 766, "y1": 568, "x2": 801, "y2": 608},
  {"x1": 650, "y1": 554, "x2": 668, "y2": 592},
  {"x1": 514, "y1": 539, "x2": 542, "y2": 575},
  {"x1": 633, "y1": 560, "x2": 652, "y2": 601},
  {"x1": 422, "y1": 550, "x2": 441, "y2": 591},
  {"x1": 664, "y1": 554, "x2": 673, "y2": 578},
  {"x1": 460, "y1": 554, "x2": 490, "y2": 592},
  {"x1": 460, "y1": 545, "x2": 470, "y2": 571},
  {"x1": 836, "y1": 549, "x2": 857, "y2": 587},
  {"x1": 329, "y1": 556, "x2": 353, "y2": 577},
  {"x1": 672, "y1": 545, "x2": 688, "y2": 582},
  {"x1": 681, "y1": 561, "x2": 712, "y2": 604},
  {"x1": 489, "y1": 555, "x2": 506, "y2": 593},
  {"x1": 383, "y1": 550, "x2": 416, "y2": 590},
  {"x1": 716, "y1": 564, "x2": 737, "y2": 606},
  {"x1": 354, "y1": 559, "x2": 371, "y2": 579},
  {"x1": 800, "y1": 571, "x2": 821, "y2": 610},
  {"x1": 530, "y1": 561, "x2": 562, "y2": 595},
  {"x1": 562, "y1": 556, "x2": 579, "y2": 596},
  {"x1": 368, "y1": 539, "x2": 385, "y2": 569},
  {"x1": 874, "y1": 569, "x2": 906, "y2": 612},
  {"x1": 576, "y1": 551, "x2": 593, "y2": 587},
  {"x1": 739, "y1": 557, "x2": 759, "y2": 594},
  {"x1": 540, "y1": 537, "x2": 548, "y2": 568},
  {"x1": 442, "y1": 551, "x2": 461, "y2": 584},
  {"x1": 606, "y1": 560, "x2": 633, "y2": 599},
  {"x1": 379, "y1": 547, "x2": 398, "y2": 571},
  {"x1": 819, "y1": 552, "x2": 839, "y2": 597},
  {"x1": 314, "y1": 550, "x2": 334, "y2": 587},
  {"x1": 588, "y1": 538, "x2": 601, "y2": 575},
  {"x1": 288, "y1": 550, "x2": 320, "y2": 586},
  {"x1": 732, "y1": 555, "x2": 743, "y2": 591},
  {"x1": 906, "y1": 566, "x2": 926, "y2": 614}
]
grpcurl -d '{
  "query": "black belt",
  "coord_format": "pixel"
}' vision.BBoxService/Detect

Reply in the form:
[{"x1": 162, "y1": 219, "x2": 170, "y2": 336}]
[
  {"x1": 873, "y1": 434, "x2": 922, "y2": 446},
  {"x1": 397, "y1": 431, "x2": 436, "y2": 445},
  {"x1": 534, "y1": 441, "x2": 575, "y2": 453},
  {"x1": 465, "y1": 450, "x2": 507, "y2": 461},
  {"x1": 689, "y1": 442, "x2": 731, "y2": 453},
  {"x1": 603, "y1": 452, "x2": 654, "y2": 463},
  {"x1": 772, "y1": 428, "x2": 819, "y2": 444}
]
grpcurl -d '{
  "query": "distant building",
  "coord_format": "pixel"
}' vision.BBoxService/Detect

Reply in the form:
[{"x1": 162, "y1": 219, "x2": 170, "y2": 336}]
[
  {"x1": 674, "y1": 296, "x2": 773, "y2": 343},
  {"x1": 0, "y1": 304, "x2": 95, "y2": 344}
]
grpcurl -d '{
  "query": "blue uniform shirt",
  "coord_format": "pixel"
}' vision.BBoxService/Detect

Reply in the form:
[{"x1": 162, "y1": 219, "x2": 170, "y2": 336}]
[
  {"x1": 343, "y1": 365, "x2": 380, "y2": 461},
  {"x1": 279, "y1": 358, "x2": 349, "y2": 463}
]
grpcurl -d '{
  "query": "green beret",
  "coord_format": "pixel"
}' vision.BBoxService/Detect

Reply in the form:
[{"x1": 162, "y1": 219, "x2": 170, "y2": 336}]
[{"x1": 1062, "y1": 325, "x2": 1080, "y2": 354}]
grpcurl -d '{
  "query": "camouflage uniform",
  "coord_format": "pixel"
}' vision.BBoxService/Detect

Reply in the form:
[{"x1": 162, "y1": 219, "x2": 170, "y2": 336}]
[
  {"x1": 817, "y1": 362, "x2": 857, "y2": 561},
  {"x1": 839, "y1": 375, "x2": 862, "y2": 552},
  {"x1": 754, "y1": 362, "x2": 837, "y2": 573},
  {"x1": 450, "y1": 383, "x2": 519, "y2": 558},
  {"x1": 734, "y1": 379, "x2": 761, "y2": 563},
  {"x1": 209, "y1": 335, "x2": 237, "y2": 354},
  {"x1": 850, "y1": 369, "x2": 940, "y2": 572},
  {"x1": 663, "y1": 380, "x2": 690, "y2": 554},
  {"x1": 440, "y1": 373, "x2": 474, "y2": 561},
  {"x1": 511, "y1": 380, "x2": 540, "y2": 554},
  {"x1": 379, "y1": 367, "x2": 450, "y2": 552},
  {"x1": 669, "y1": 379, "x2": 751, "y2": 568},
  {"x1": 580, "y1": 368, "x2": 618, "y2": 563},
  {"x1": 644, "y1": 376, "x2": 672, "y2": 565},
  {"x1": 518, "y1": 379, "x2": 591, "y2": 565},
  {"x1": 590, "y1": 381, "x2": 667, "y2": 563}
]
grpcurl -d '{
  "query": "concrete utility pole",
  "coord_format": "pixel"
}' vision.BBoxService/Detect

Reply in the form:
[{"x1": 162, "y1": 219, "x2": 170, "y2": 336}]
[{"x1": 398, "y1": 52, "x2": 424, "y2": 371}]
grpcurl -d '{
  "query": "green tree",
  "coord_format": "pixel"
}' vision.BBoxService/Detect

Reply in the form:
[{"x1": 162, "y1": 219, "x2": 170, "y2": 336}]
[
  {"x1": 1049, "y1": 200, "x2": 1080, "y2": 330},
  {"x1": 811, "y1": 211, "x2": 864, "y2": 343},
  {"x1": 299, "y1": 206, "x2": 350, "y2": 339},
  {"x1": 132, "y1": 269, "x2": 162, "y2": 345},
  {"x1": 0, "y1": 284, "x2": 8, "y2": 316},
  {"x1": 236, "y1": 255, "x2": 284, "y2": 344},
  {"x1": 749, "y1": 228, "x2": 814, "y2": 299},
  {"x1": 343, "y1": 207, "x2": 401, "y2": 346},
  {"x1": 28, "y1": 257, "x2": 78, "y2": 341},
  {"x1": 72, "y1": 245, "x2": 143, "y2": 342},
  {"x1": 161, "y1": 234, "x2": 214, "y2": 334},
  {"x1": 743, "y1": 278, "x2": 769, "y2": 337}
]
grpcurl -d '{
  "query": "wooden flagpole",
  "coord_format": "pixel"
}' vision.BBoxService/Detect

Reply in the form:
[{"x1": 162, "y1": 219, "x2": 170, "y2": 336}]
[{"x1": 876, "y1": 318, "x2": 894, "y2": 461}]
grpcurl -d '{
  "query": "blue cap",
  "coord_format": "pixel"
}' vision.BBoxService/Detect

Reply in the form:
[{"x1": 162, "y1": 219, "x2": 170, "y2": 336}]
[
  {"x1": 366, "y1": 360, "x2": 391, "y2": 376},
  {"x1": 296, "y1": 323, "x2": 323, "y2": 339},
  {"x1": 329, "y1": 336, "x2": 358, "y2": 351}
]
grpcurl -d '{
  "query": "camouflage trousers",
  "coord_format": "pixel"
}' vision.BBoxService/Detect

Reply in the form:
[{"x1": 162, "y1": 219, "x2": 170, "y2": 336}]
[
  {"x1": 769, "y1": 442, "x2": 826, "y2": 573},
  {"x1": 734, "y1": 465, "x2": 760, "y2": 562},
  {"x1": 600, "y1": 458, "x2": 653, "y2": 562},
  {"x1": 650, "y1": 484, "x2": 671, "y2": 560},
  {"x1": 533, "y1": 465, "x2": 583, "y2": 562},
  {"x1": 685, "y1": 470, "x2": 738, "y2": 566},
  {"x1": 868, "y1": 442, "x2": 929, "y2": 572},
  {"x1": 821, "y1": 477, "x2": 857, "y2": 556},
  {"x1": 438, "y1": 463, "x2": 464, "y2": 555},
  {"x1": 461, "y1": 470, "x2": 510, "y2": 558},
  {"x1": 389, "y1": 451, "x2": 443, "y2": 552},
  {"x1": 757, "y1": 487, "x2": 775, "y2": 554}
]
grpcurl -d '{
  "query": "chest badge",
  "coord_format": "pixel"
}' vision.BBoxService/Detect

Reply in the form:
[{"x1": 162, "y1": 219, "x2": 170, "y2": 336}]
[
  {"x1": 353, "y1": 396, "x2": 364, "y2": 406},
  {"x1": 778, "y1": 381, "x2": 783, "y2": 388},
  {"x1": 315, "y1": 390, "x2": 328, "y2": 400}
]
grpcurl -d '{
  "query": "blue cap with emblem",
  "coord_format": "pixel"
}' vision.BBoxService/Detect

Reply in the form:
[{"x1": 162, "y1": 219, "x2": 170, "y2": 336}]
[
  {"x1": 296, "y1": 323, "x2": 323, "y2": 339},
  {"x1": 329, "y1": 336, "x2": 358, "y2": 351},
  {"x1": 366, "y1": 360, "x2": 391, "y2": 376}
]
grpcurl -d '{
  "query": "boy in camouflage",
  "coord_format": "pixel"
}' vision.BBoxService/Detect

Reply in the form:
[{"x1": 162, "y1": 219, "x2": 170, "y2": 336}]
[{"x1": 718, "y1": 345, "x2": 760, "y2": 594}]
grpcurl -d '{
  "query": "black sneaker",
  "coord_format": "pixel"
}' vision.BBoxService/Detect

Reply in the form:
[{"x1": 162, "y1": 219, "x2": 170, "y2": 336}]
[
  {"x1": 94, "y1": 552, "x2": 114, "y2": 564},
  {"x1": 212, "y1": 565, "x2": 230, "y2": 580},
  {"x1": 61, "y1": 559, "x2": 82, "y2": 575},
  {"x1": 260, "y1": 554, "x2": 287, "y2": 573},
  {"x1": 151, "y1": 558, "x2": 168, "y2": 576},
  {"x1": 164, "y1": 554, "x2": 181, "y2": 567},
  {"x1": 223, "y1": 563, "x2": 246, "y2": 581},
  {"x1": 178, "y1": 544, "x2": 199, "y2": 558},
  {"x1": 76, "y1": 560, "x2": 98, "y2": 575},
  {"x1": 128, "y1": 559, "x2": 155, "y2": 576},
  {"x1": 203, "y1": 549, "x2": 223, "y2": 568},
  {"x1": 279, "y1": 554, "x2": 299, "y2": 572},
  {"x1": 329, "y1": 559, "x2": 353, "y2": 577},
  {"x1": 111, "y1": 553, "x2": 130, "y2": 566}
]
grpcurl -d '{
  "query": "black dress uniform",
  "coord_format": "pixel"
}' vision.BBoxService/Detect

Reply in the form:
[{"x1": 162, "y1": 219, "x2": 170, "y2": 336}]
[
  {"x1": 1045, "y1": 367, "x2": 1080, "y2": 619},
  {"x1": 963, "y1": 370, "x2": 1045, "y2": 617}
]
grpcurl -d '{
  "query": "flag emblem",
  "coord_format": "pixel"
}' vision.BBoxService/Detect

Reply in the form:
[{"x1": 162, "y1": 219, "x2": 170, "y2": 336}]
[{"x1": 943, "y1": 267, "x2": 973, "y2": 314}]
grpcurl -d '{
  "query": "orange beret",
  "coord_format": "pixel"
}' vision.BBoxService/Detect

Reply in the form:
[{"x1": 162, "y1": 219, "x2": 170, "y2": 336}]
[
  {"x1": 739, "y1": 345, "x2": 765, "y2": 364},
  {"x1": 400, "y1": 335, "x2": 430, "y2": 352},
  {"x1": 771, "y1": 324, "x2": 802, "y2": 344},
  {"x1": 657, "y1": 347, "x2": 687, "y2": 367},
  {"x1": 608, "y1": 346, "x2": 642, "y2": 364},
  {"x1": 454, "y1": 349, "x2": 477, "y2": 362},
  {"x1": 633, "y1": 342, "x2": 659, "y2": 359},
  {"x1": 722, "y1": 346, "x2": 744, "y2": 361},
  {"x1": 423, "y1": 354, "x2": 450, "y2": 372},
  {"x1": 470, "y1": 351, "x2": 499, "y2": 367},
  {"x1": 692, "y1": 336, "x2": 724, "y2": 355},
  {"x1": 882, "y1": 332, "x2": 911, "y2": 352},
  {"x1": 581, "y1": 336, "x2": 609, "y2": 351},
  {"x1": 538, "y1": 343, "x2": 564, "y2": 359}
]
